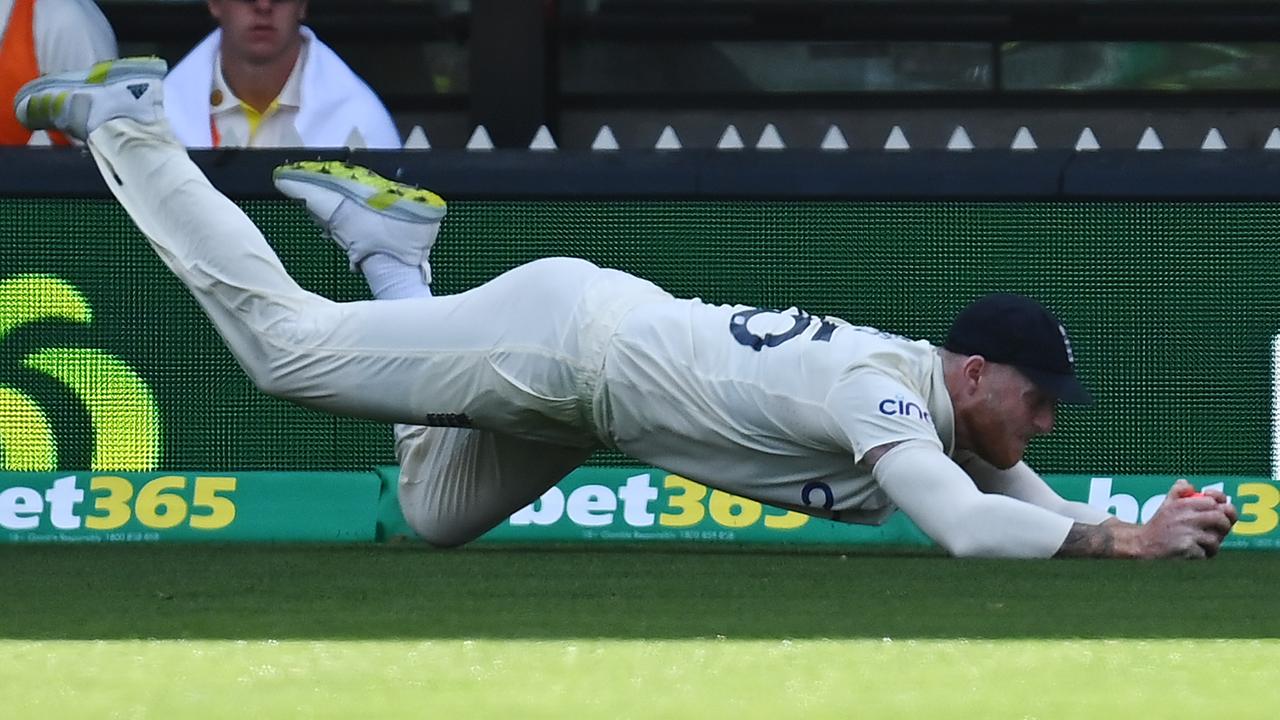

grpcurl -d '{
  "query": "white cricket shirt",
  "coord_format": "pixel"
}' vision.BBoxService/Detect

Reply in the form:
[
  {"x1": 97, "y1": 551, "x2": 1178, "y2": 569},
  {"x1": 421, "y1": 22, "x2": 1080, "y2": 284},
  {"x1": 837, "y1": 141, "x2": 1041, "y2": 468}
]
[{"x1": 600, "y1": 298, "x2": 956, "y2": 525}]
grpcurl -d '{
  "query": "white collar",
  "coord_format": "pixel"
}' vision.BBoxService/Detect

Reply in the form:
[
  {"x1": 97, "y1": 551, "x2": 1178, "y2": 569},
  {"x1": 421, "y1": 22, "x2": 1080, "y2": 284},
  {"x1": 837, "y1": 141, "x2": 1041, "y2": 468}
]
[{"x1": 210, "y1": 35, "x2": 308, "y2": 113}]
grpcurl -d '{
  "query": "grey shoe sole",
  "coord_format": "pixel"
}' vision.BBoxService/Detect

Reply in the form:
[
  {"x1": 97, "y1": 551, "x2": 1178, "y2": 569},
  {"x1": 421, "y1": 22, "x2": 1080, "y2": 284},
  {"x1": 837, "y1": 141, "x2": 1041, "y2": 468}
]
[
  {"x1": 17, "y1": 57, "x2": 166, "y2": 102},
  {"x1": 273, "y1": 162, "x2": 447, "y2": 224},
  {"x1": 16, "y1": 57, "x2": 167, "y2": 134}
]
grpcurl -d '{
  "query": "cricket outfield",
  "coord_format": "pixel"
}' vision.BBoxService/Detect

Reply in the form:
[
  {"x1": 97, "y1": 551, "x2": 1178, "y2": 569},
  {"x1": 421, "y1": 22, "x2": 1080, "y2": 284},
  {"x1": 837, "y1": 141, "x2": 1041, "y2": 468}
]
[{"x1": 1, "y1": 545, "x2": 1276, "y2": 718}]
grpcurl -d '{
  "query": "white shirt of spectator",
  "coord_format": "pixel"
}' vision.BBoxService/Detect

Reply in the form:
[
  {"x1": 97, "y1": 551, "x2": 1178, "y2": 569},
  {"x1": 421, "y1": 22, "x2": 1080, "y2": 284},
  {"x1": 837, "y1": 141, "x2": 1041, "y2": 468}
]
[
  {"x1": 165, "y1": 26, "x2": 401, "y2": 149},
  {"x1": 208, "y1": 34, "x2": 307, "y2": 148}
]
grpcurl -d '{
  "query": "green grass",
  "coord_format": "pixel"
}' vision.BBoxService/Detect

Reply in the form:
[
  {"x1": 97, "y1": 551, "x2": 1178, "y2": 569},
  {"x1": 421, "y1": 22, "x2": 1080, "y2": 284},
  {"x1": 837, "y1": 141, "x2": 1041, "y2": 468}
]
[{"x1": 2, "y1": 545, "x2": 1278, "y2": 718}]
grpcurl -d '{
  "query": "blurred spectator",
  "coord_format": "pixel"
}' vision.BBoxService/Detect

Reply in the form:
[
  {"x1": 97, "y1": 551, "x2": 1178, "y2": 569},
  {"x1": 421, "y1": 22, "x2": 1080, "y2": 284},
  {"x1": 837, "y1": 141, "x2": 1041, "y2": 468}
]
[
  {"x1": 164, "y1": 0, "x2": 399, "y2": 148},
  {"x1": 0, "y1": 0, "x2": 117, "y2": 145}
]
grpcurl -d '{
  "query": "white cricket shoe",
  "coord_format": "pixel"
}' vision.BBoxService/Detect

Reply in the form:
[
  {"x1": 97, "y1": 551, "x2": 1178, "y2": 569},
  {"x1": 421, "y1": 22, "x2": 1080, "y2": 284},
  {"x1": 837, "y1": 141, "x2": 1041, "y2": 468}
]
[
  {"x1": 15, "y1": 57, "x2": 167, "y2": 141},
  {"x1": 272, "y1": 161, "x2": 448, "y2": 283}
]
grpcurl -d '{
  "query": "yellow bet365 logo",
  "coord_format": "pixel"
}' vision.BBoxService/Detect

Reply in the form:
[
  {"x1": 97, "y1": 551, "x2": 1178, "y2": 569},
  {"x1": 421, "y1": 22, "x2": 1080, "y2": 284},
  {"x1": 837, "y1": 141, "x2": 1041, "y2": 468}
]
[{"x1": 0, "y1": 274, "x2": 159, "y2": 470}]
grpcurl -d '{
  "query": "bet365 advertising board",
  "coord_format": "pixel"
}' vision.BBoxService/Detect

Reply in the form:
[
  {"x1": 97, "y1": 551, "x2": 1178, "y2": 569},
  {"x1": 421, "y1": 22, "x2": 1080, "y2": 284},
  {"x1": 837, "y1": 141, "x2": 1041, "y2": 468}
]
[
  {"x1": 380, "y1": 468, "x2": 1280, "y2": 550},
  {"x1": 0, "y1": 471, "x2": 379, "y2": 543},
  {"x1": 0, "y1": 468, "x2": 1276, "y2": 548}
]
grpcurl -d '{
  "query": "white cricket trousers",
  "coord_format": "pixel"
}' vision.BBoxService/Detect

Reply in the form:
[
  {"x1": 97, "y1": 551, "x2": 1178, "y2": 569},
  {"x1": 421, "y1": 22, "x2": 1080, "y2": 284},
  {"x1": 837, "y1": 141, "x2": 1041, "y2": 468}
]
[{"x1": 86, "y1": 118, "x2": 671, "y2": 546}]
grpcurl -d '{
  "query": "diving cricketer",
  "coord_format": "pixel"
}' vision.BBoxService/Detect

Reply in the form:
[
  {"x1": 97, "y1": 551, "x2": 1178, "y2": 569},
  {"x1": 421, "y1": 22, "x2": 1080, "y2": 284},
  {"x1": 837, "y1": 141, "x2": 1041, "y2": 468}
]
[{"x1": 16, "y1": 58, "x2": 1237, "y2": 558}]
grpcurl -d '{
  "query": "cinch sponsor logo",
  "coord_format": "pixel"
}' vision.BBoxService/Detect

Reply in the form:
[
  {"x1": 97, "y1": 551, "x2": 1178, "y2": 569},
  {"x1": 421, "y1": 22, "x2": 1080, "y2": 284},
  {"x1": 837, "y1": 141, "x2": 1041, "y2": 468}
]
[
  {"x1": 509, "y1": 472, "x2": 810, "y2": 533},
  {"x1": 0, "y1": 275, "x2": 159, "y2": 471},
  {"x1": 0, "y1": 474, "x2": 237, "y2": 533},
  {"x1": 878, "y1": 395, "x2": 931, "y2": 422}
]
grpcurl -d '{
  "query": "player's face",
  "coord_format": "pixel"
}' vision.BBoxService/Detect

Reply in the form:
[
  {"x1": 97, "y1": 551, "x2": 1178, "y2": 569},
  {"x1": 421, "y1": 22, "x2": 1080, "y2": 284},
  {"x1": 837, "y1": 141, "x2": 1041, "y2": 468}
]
[
  {"x1": 209, "y1": 0, "x2": 307, "y2": 66},
  {"x1": 964, "y1": 364, "x2": 1057, "y2": 469}
]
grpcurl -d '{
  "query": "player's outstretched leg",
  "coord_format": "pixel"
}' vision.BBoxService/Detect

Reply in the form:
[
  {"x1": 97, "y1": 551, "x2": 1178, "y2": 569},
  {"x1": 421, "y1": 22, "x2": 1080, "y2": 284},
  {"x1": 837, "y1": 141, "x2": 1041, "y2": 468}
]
[
  {"x1": 18, "y1": 62, "x2": 658, "y2": 547},
  {"x1": 15, "y1": 58, "x2": 602, "y2": 429},
  {"x1": 16, "y1": 58, "x2": 329, "y2": 396},
  {"x1": 272, "y1": 161, "x2": 599, "y2": 547}
]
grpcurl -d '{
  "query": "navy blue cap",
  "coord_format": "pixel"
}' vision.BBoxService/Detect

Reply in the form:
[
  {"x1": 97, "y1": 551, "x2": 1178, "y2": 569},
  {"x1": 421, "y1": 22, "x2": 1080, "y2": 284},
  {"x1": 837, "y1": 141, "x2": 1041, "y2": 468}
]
[{"x1": 943, "y1": 293, "x2": 1092, "y2": 405}]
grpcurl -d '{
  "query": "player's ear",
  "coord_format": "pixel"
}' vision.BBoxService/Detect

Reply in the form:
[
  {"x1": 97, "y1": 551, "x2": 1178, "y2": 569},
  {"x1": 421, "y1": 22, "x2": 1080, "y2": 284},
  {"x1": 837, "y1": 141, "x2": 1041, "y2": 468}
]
[{"x1": 961, "y1": 355, "x2": 987, "y2": 395}]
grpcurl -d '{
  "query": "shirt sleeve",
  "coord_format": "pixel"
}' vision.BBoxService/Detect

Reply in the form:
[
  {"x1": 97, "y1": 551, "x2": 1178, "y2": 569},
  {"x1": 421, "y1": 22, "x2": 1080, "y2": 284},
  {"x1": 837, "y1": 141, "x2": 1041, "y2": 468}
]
[
  {"x1": 825, "y1": 369, "x2": 944, "y2": 464},
  {"x1": 873, "y1": 441, "x2": 1075, "y2": 558},
  {"x1": 34, "y1": 0, "x2": 118, "y2": 74},
  {"x1": 960, "y1": 454, "x2": 1114, "y2": 525}
]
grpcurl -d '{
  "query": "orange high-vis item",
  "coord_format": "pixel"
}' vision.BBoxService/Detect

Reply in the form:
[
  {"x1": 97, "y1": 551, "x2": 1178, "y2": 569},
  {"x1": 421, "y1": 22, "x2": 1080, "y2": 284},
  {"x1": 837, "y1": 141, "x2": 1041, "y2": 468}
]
[{"x1": 0, "y1": 0, "x2": 69, "y2": 145}]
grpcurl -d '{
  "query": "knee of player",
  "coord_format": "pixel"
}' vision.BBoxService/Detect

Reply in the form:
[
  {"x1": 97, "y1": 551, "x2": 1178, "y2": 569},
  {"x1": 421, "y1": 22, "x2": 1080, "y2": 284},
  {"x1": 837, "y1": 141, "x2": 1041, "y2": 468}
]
[
  {"x1": 249, "y1": 371, "x2": 297, "y2": 401},
  {"x1": 241, "y1": 319, "x2": 341, "y2": 400},
  {"x1": 412, "y1": 524, "x2": 476, "y2": 549},
  {"x1": 419, "y1": 532, "x2": 469, "y2": 550},
  {"x1": 251, "y1": 367, "x2": 329, "y2": 405},
  {"x1": 237, "y1": 348, "x2": 293, "y2": 396},
  {"x1": 401, "y1": 506, "x2": 487, "y2": 549},
  {"x1": 239, "y1": 350, "x2": 321, "y2": 402}
]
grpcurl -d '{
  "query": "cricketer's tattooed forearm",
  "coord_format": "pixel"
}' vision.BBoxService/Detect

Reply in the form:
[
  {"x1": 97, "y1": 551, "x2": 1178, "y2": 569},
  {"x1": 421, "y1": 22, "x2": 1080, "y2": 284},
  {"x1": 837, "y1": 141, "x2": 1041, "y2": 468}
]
[{"x1": 1054, "y1": 521, "x2": 1118, "y2": 558}]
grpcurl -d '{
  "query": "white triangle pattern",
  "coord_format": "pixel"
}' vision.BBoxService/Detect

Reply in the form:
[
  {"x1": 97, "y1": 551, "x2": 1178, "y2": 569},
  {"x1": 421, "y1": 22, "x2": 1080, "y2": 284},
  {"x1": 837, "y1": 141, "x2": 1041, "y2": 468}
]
[
  {"x1": 820, "y1": 125, "x2": 848, "y2": 151},
  {"x1": 385, "y1": 124, "x2": 1280, "y2": 151},
  {"x1": 884, "y1": 126, "x2": 910, "y2": 151},
  {"x1": 529, "y1": 125, "x2": 557, "y2": 151},
  {"x1": 1137, "y1": 127, "x2": 1163, "y2": 151},
  {"x1": 466, "y1": 125, "x2": 494, "y2": 150},
  {"x1": 1075, "y1": 127, "x2": 1100, "y2": 151},
  {"x1": 591, "y1": 125, "x2": 619, "y2": 151},
  {"x1": 717, "y1": 125, "x2": 745, "y2": 150},
  {"x1": 1010, "y1": 127, "x2": 1037, "y2": 150},
  {"x1": 755, "y1": 123, "x2": 785, "y2": 150},
  {"x1": 655, "y1": 126, "x2": 682, "y2": 150},
  {"x1": 403, "y1": 125, "x2": 431, "y2": 149},
  {"x1": 1200, "y1": 128, "x2": 1227, "y2": 151},
  {"x1": 946, "y1": 126, "x2": 974, "y2": 151}
]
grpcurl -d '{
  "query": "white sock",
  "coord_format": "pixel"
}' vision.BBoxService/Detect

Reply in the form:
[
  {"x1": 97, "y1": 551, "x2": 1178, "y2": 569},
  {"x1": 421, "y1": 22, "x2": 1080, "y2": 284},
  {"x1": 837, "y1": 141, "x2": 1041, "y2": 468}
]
[{"x1": 359, "y1": 253, "x2": 432, "y2": 299}]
